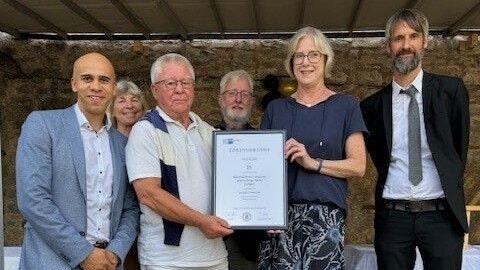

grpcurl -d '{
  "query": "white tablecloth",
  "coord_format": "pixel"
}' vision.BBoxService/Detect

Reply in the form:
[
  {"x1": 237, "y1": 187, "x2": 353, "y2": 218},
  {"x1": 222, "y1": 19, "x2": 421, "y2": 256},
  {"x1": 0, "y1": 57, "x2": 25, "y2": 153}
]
[
  {"x1": 5, "y1": 245, "x2": 480, "y2": 269},
  {"x1": 345, "y1": 245, "x2": 480, "y2": 270},
  {"x1": 5, "y1": 247, "x2": 21, "y2": 270}
]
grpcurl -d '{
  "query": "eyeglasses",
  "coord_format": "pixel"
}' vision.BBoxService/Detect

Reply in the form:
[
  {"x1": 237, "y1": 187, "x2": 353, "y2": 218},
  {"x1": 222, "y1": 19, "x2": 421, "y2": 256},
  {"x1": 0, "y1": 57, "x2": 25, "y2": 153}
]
[
  {"x1": 155, "y1": 79, "x2": 194, "y2": 90},
  {"x1": 292, "y1": 51, "x2": 323, "y2": 65},
  {"x1": 222, "y1": 89, "x2": 253, "y2": 100}
]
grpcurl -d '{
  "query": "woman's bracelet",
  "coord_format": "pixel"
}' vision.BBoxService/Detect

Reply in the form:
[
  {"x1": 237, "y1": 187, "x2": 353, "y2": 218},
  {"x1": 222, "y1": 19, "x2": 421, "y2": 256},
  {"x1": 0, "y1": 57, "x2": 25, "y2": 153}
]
[{"x1": 316, "y1": 158, "x2": 323, "y2": 173}]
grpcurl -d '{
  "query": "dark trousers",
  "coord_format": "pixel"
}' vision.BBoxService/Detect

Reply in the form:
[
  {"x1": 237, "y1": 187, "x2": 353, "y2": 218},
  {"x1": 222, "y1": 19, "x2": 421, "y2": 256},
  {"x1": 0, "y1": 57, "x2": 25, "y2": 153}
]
[{"x1": 374, "y1": 208, "x2": 464, "y2": 270}]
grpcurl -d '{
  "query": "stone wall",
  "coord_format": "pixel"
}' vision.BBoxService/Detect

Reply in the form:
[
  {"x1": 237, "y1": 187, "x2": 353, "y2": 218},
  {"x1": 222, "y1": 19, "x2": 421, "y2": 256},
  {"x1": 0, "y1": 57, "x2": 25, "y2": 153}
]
[{"x1": 1, "y1": 36, "x2": 479, "y2": 246}]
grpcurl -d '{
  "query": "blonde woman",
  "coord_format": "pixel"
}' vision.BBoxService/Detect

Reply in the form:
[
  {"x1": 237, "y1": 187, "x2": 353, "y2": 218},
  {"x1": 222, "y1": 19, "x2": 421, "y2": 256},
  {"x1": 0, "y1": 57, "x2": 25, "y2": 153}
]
[{"x1": 259, "y1": 27, "x2": 367, "y2": 270}]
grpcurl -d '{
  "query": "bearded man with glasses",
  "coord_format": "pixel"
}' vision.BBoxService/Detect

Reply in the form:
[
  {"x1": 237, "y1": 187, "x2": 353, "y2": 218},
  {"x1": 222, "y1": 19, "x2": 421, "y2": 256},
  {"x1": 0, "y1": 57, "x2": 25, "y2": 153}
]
[
  {"x1": 216, "y1": 69, "x2": 255, "y2": 131},
  {"x1": 215, "y1": 69, "x2": 266, "y2": 270},
  {"x1": 126, "y1": 53, "x2": 233, "y2": 270}
]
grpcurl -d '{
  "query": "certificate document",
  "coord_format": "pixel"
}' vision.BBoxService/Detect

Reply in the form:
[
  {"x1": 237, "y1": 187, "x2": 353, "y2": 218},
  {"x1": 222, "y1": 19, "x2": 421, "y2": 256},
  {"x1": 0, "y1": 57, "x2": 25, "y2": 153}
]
[{"x1": 212, "y1": 130, "x2": 287, "y2": 229}]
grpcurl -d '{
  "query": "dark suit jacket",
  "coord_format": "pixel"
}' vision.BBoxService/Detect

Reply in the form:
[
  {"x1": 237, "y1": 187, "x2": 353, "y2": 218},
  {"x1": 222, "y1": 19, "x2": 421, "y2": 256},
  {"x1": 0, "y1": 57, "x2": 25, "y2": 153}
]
[{"x1": 360, "y1": 72, "x2": 470, "y2": 232}]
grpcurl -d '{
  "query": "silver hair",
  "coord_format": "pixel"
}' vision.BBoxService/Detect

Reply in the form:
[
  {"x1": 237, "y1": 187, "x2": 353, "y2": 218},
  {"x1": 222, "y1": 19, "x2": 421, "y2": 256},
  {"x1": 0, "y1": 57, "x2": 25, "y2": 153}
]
[
  {"x1": 219, "y1": 69, "x2": 254, "y2": 94},
  {"x1": 150, "y1": 53, "x2": 195, "y2": 84},
  {"x1": 109, "y1": 79, "x2": 147, "y2": 128},
  {"x1": 385, "y1": 9, "x2": 429, "y2": 41},
  {"x1": 284, "y1": 26, "x2": 334, "y2": 78}
]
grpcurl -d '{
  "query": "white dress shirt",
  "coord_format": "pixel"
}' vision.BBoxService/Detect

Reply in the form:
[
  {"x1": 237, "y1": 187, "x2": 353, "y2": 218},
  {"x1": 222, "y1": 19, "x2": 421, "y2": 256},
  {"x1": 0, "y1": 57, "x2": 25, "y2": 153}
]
[
  {"x1": 74, "y1": 104, "x2": 113, "y2": 244},
  {"x1": 382, "y1": 70, "x2": 445, "y2": 200}
]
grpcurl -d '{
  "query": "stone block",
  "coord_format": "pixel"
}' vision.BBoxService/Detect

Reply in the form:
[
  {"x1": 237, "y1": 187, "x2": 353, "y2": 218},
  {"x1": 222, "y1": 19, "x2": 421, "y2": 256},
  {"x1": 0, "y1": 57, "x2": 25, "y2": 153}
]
[
  {"x1": 464, "y1": 68, "x2": 480, "y2": 86},
  {"x1": 1, "y1": 36, "x2": 480, "y2": 246}
]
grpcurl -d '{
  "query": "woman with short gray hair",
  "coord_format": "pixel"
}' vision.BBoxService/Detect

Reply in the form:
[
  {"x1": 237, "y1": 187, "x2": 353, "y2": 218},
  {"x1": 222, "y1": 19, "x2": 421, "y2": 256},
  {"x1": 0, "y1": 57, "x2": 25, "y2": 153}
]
[
  {"x1": 110, "y1": 79, "x2": 147, "y2": 137},
  {"x1": 109, "y1": 79, "x2": 147, "y2": 269}
]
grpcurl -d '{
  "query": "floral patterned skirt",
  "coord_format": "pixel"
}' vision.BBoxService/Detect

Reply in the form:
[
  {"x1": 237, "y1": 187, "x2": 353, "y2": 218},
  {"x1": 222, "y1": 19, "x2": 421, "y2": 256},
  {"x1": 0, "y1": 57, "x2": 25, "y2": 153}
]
[{"x1": 258, "y1": 203, "x2": 345, "y2": 270}]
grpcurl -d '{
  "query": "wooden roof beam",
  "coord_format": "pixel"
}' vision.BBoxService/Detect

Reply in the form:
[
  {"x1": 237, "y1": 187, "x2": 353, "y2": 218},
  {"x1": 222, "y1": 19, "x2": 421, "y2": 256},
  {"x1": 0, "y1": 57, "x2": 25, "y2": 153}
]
[
  {"x1": 59, "y1": 0, "x2": 113, "y2": 40},
  {"x1": 155, "y1": 0, "x2": 188, "y2": 40},
  {"x1": 447, "y1": 2, "x2": 480, "y2": 35},
  {"x1": 251, "y1": 0, "x2": 260, "y2": 38},
  {"x1": 298, "y1": 0, "x2": 306, "y2": 27},
  {"x1": 209, "y1": 0, "x2": 225, "y2": 38},
  {"x1": 3, "y1": 0, "x2": 68, "y2": 39},
  {"x1": 348, "y1": 0, "x2": 364, "y2": 37},
  {"x1": 110, "y1": 0, "x2": 151, "y2": 39}
]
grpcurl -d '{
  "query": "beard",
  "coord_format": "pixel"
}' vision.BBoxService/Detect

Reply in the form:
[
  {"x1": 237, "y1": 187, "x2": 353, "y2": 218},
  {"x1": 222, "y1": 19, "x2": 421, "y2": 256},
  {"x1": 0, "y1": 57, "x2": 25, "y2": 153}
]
[
  {"x1": 222, "y1": 106, "x2": 251, "y2": 126},
  {"x1": 392, "y1": 49, "x2": 423, "y2": 75}
]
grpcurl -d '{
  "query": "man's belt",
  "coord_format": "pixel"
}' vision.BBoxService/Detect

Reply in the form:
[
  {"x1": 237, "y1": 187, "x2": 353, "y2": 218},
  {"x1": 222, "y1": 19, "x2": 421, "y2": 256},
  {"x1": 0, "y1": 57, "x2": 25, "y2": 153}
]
[
  {"x1": 93, "y1": 241, "x2": 109, "y2": 249},
  {"x1": 382, "y1": 199, "x2": 447, "y2": 213}
]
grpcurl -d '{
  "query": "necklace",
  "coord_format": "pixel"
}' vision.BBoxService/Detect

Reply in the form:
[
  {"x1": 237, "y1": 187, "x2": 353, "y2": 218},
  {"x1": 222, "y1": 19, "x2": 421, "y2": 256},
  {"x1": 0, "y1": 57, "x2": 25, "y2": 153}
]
[{"x1": 294, "y1": 89, "x2": 333, "y2": 107}]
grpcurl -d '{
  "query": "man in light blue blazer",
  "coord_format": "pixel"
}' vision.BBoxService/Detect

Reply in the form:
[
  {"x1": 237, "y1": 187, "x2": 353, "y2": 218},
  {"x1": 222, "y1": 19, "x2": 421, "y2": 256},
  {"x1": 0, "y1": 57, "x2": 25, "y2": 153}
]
[{"x1": 16, "y1": 52, "x2": 139, "y2": 270}]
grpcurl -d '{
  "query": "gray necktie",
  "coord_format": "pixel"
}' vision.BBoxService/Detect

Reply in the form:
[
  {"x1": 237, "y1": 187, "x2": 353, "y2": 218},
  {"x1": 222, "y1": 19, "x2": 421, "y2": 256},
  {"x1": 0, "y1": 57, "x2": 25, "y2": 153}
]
[{"x1": 401, "y1": 86, "x2": 422, "y2": 186}]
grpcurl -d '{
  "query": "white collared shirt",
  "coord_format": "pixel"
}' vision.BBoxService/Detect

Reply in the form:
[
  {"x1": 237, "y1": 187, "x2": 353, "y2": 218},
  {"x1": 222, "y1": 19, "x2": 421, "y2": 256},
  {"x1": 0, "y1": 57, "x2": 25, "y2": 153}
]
[
  {"x1": 383, "y1": 70, "x2": 445, "y2": 200},
  {"x1": 74, "y1": 104, "x2": 113, "y2": 244}
]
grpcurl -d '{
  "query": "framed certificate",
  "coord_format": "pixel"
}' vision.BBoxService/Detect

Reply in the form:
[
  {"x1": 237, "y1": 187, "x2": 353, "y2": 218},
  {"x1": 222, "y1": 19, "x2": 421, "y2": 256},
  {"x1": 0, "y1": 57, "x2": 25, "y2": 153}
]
[{"x1": 212, "y1": 130, "x2": 287, "y2": 230}]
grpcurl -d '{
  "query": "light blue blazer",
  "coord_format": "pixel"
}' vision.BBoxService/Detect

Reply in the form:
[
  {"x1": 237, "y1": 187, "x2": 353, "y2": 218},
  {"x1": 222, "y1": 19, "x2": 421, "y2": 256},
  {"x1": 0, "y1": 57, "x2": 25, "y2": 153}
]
[{"x1": 16, "y1": 105, "x2": 139, "y2": 269}]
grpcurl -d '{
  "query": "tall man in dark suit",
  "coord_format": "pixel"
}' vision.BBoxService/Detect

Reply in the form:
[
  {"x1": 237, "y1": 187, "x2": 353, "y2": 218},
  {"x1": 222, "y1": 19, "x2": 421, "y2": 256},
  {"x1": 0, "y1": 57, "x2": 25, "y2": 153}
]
[{"x1": 360, "y1": 9, "x2": 470, "y2": 270}]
